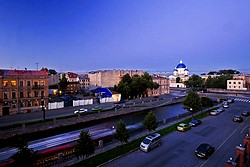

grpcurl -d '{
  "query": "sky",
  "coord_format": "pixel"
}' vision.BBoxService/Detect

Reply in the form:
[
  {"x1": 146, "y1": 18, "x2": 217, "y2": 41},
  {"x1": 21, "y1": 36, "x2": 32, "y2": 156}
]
[{"x1": 1, "y1": 0, "x2": 250, "y2": 74}]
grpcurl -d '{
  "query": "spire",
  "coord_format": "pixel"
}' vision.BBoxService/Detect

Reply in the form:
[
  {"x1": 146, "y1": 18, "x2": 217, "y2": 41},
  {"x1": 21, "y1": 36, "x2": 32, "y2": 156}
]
[{"x1": 180, "y1": 60, "x2": 183, "y2": 64}]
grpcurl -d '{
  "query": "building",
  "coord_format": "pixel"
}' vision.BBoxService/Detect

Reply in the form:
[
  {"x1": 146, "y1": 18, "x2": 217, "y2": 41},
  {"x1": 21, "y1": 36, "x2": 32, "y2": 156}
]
[
  {"x1": 79, "y1": 74, "x2": 90, "y2": 89},
  {"x1": 0, "y1": 68, "x2": 49, "y2": 116},
  {"x1": 169, "y1": 60, "x2": 190, "y2": 87},
  {"x1": 88, "y1": 69, "x2": 144, "y2": 88},
  {"x1": 147, "y1": 74, "x2": 170, "y2": 96},
  {"x1": 227, "y1": 74, "x2": 250, "y2": 91}
]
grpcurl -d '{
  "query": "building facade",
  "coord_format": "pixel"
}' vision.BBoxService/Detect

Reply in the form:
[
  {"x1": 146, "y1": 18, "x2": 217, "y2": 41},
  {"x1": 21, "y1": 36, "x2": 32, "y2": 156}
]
[
  {"x1": 88, "y1": 69, "x2": 144, "y2": 88},
  {"x1": 0, "y1": 69, "x2": 49, "y2": 116},
  {"x1": 147, "y1": 75, "x2": 170, "y2": 96}
]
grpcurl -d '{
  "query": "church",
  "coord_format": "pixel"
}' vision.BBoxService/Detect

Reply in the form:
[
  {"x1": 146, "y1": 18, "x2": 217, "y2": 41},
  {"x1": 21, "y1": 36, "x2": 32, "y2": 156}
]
[{"x1": 169, "y1": 60, "x2": 190, "y2": 87}]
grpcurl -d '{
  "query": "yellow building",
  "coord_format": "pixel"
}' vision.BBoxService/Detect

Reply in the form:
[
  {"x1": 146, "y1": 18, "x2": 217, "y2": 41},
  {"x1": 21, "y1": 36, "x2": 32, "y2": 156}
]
[{"x1": 0, "y1": 68, "x2": 49, "y2": 116}]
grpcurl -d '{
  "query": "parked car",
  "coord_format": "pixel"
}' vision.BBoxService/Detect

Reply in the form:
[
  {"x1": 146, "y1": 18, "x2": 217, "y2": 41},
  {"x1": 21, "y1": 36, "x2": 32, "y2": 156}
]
[
  {"x1": 242, "y1": 111, "x2": 250, "y2": 117},
  {"x1": 233, "y1": 115, "x2": 243, "y2": 122},
  {"x1": 74, "y1": 108, "x2": 88, "y2": 114},
  {"x1": 177, "y1": 123, "x2": 191, "y2": 132},
  {"x1": 189, "y1": 119, "x2": 202, "y2": 127},
  {"x1": 227, "y1": 98, "x2": 234, "y2": 103},
  {"x1": 223, "y1": 103, "x2": 229, "y2": 108},
  {"x1": 92, "y1": 106, "x2": 102, "y2": 112},
  {"x1": 195, "y1": 143, "x2": 215, "y2": 159},
  {"x1": 210, "y1": 109, "x2": 220, "y2": 116},
  {"x1": 140, "y1": 133, "x2": 161, "y2": 152}
]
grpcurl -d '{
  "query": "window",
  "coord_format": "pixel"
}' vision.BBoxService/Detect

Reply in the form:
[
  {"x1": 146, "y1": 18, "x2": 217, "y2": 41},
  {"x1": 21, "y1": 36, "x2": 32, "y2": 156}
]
[
  {"x1": 3, "y1": 80, "x2": 8, "y2": 87},
  {"x1": 27, "y1": 81, "x2": 31, "y2": 86},
  {"x1": 233, "y1": 82, "x2": 236, "y2": 84},
  {"x1": 20, "y1": 101, "x2": 25, "y2": 107},
  {"x1": 20, "y1": 92, "x2": 24, "y2": 98},
  {"x1": 34, "y1": 91, "x2": 38, "y2": 97},
  {"x1": 19, "y1": 81, "x2": 24, "y2": 86},
  {"x1": 238, "y1": 82, "x2": 241, "y2": 84},
  {"x1": 3, "y1": 92, "x2": 8, "y2": 99},
  {"x1": 11, "y1": 80, "x2": 17, "y2": 86},
  {"x1": 41, "y1": 91, "x2": 45, "y2": 97},
  {"x1": 28, "y1": 101, "x2": 32, "y2": 107},
  {"x1": 34, "y1": 81, "x2": 38, "y2": 87},
  {"x1": 229, "y1": 82, "x2": 231, "y2": 84},
  {"x1": 12, "y1": 92, "x2": 16, "y2": 99},
  {"x1": 27, "y1": 91, "x2": 31, "y2": 98},
  {"x1": 41, "y1": 80, "x2": 45, "y2": 86},
  {"x1": 239, "y1": 86, "x2": 241, "y2": 88},
  {"x1": 12, "y1": 102, "x2": 16, "y2": 108}
]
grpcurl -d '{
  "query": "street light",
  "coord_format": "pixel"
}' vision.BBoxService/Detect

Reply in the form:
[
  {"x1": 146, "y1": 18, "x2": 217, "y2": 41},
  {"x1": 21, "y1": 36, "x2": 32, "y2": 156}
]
[
  {"x1": 190, "y1": 108, "x2": 193, "y2": 118},
  {"x1": 41, "y1": 94, "x2": 46, "y2": 121}
]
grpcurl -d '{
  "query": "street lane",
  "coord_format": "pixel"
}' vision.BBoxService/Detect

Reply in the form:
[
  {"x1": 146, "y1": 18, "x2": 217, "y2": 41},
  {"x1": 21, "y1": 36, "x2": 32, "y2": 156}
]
[{"x1": 102, "y1": 100, "x2": 250, "y2": 167}]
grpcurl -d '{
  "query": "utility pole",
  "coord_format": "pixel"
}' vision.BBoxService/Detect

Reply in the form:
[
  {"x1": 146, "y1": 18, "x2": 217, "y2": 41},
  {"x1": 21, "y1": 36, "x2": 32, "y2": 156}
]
[
  {"x1": 36, "y1": 63, "x2": 39, "y2": 71},
  {"x1": 41, "y1": 93, "x2": 46, "y2": 121}
]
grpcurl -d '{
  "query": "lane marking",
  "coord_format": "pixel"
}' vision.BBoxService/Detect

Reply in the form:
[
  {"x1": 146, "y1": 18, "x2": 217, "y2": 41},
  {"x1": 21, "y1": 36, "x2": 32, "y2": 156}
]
[{"x1": 200, "y1": 128, "x2": 238, "y2": 167}]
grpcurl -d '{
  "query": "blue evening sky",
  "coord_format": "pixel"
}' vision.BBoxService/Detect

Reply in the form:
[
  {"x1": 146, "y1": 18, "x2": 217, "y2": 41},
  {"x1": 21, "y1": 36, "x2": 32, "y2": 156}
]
[{"x1": 1, "y1": 0, "x2": 250, "y2": 74}]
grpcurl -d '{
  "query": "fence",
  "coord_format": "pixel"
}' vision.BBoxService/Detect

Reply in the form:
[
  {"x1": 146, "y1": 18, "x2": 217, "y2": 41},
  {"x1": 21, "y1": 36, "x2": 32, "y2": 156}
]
[
  {"x1": 48, "y1": 102, "x2": 64, "y2": 110},
  {"x1": 73, "y1": 99, "x2": 94, "y2": 107}
]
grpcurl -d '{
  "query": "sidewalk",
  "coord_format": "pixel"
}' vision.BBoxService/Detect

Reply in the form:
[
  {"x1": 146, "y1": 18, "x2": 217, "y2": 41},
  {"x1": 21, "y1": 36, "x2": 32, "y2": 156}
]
[{"x1": 52, "y1": 104, "x2": 219, "y2": 167}]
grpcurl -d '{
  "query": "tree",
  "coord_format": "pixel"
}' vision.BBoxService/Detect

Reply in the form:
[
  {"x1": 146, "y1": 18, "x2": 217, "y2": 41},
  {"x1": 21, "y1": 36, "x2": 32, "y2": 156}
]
[
  {"x1": 48, "y1": 69, "x2": 57, "y2": 75},
  {"x1": 115, "y1": 120, "x2": 130, "y2": 144},
  {"x1": 11, "y1": 138, "x2": 39, "y2": 167},
  {"x1": 184, "y1": 74, "x2": 204, "y2": 88},
  {"x1": 143, "y1": 111, "x2": 158, "y2": 134},
  {"x1": 58, "y1": 73, "x2": 69, "y2": 93},
  {"x1": 182, "y1": 91, "x2": 202, "y2": 117},
  {"x1": 75, "y1": 130, "x2": 95, "y2": 160}
]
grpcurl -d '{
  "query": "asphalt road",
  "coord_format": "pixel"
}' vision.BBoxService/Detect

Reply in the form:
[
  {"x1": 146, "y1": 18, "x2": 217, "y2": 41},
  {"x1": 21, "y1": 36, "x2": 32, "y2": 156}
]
[{"x1": 101, "y1": 100, "x2": 250, "y2": 167}]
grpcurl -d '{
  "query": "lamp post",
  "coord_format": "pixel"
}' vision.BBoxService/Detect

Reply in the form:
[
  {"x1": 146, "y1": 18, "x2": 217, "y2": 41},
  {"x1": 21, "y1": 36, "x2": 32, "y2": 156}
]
[
  {"x1": 41, "y1": 94, "x2": 46, "y2": 121},
  {"x1": 190, "y1": 108, "x2": 193, "y2": 118}
]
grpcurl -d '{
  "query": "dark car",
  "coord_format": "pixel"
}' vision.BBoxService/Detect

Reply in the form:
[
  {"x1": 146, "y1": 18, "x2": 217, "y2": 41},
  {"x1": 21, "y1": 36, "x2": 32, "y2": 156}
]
[
  {"x1": 233, "y1": 115, "x2": 243, "y2": 122},
  {"x1": 195, "y1": 143, "x2": 215, "y2": 159},
  {"x1": 242, "y1": 111, "x2": 250, "y2": 117},
  {"x1": 189, "y1": 119, "x2": 202, "y2": 127}
]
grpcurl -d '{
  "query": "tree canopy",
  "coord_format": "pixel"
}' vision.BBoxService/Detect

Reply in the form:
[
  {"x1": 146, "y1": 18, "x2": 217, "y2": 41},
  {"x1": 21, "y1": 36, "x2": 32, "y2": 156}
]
[
  {"x1": 58, "y1": 73, "x2": 69, "y2": 93},
  {"x1": 75, "y1": 130, "x2": 95, "y2": 160},
  {"x1": 115, "y1": 120, "x2": 130, "y2": 144},
  {"x1": 182, "y1": 91, "x2": 202, "y2": 113},
  {"x1": 114, "y1": 72, "x2": 159, "y2": 99},
  {"x1": 143, "y1": 111, "x2": 158, "y2": 134},
  {"x1": 184, "y1": 74, "x2": 204, "y2": 88},
  {"x1": 11, "y1": 138, "x2": 39, "y2": 167}
]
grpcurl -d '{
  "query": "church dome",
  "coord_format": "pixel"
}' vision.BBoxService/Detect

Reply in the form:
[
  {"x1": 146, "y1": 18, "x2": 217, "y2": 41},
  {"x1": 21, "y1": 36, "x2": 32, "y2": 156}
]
[{"x1": 176, "y1": 60, "x2": 186, "y2": 69}]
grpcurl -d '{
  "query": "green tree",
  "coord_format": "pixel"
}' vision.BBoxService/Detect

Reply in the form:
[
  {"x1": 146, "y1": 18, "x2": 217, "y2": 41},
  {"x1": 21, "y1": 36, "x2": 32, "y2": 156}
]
[
  {"x1": 58, "y1": 73, "x2": 69, "y2": 93},
  {"x1": 75, "y1": 130, "x2": 95, "y2": 160},
  {"x1": 143, "y1": 111, "x2": 158, "y2": 134},
  {"x1": 115, "y1": 120, "x2": 130, "y2": 144},
  {"x1": 11, "y1": 138, "x2": 39, "y2": 167},
  {"x1": 182, "y1": 91, "x2": 202, "y2": 117},
  {"x1": 48, "y1": 69, "x2": 57, "y2": 75},
  {"x1": 184, "y1": 74, "x2": 204, "y2": 88},
  {"x1": 201, "y1": 97, "x2": 213, "y2": 107}
]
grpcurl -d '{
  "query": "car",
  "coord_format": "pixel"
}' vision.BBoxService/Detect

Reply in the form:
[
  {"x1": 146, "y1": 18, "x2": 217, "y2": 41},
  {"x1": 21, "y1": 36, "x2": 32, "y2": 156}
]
[
  {"x1": 189, "y1": 119, "x2": 202, "y2": 127},
  {"x1": 177, "y1": 123, "x2": 191, "y2": 132},
  {"x1": 210, "y1": 109, "x2": 220, "y2": 116},
  {"x1": 242, "y1": 111, "x2": 250, "y2": 117},
  {"x1": 223, "y1": 103, "x2": 229, "y2": 108},
  {"x1": 140, "y1": 133, "x2": 161, "y2": 152},
  {"x1": 113, "y1": 104, "x2": 122, "y2": 109},
  {"x1": 233, "y1": 115, "x2": 243, "y2": 122},
  {"x1": 195, "y1": 143, "x2": 215, "y2": 159},
  {"x1": 92, "y1": 106, "x2": 102, "y2": 112},
  {"x1": 74, "y1": 108, "x2": 88, "y2": 114},
  {"x1": 227, "y1": 98, "x2": 234, "y2": 103}
]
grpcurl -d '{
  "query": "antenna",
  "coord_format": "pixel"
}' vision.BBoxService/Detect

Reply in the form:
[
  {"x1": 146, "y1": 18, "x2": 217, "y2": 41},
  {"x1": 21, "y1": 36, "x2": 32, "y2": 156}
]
[{"x1": 36, "y1": 63, "x2": 39, "y2": 71}]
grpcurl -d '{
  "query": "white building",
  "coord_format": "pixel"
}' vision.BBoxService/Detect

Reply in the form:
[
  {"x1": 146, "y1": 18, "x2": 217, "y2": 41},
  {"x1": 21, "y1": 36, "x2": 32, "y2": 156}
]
[
  {"x1": 169, "y1": 60, "x2": 190, "y2": 88},
  {"x1": 227, "y1": 79, "x2": 247, "y2": 90}
]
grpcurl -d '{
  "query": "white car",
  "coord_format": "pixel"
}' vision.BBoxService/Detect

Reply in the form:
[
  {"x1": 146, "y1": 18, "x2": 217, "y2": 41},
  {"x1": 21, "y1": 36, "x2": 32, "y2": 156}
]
[
  {"x1": 223, "y1": 103, "x2": 229, "y2": 108},
  {"x1": 210, "y1": 109, "x2": 220, "y2": 116},
  {"x1": 74, "y1": 108, "x2": 88, "y2": 114}
]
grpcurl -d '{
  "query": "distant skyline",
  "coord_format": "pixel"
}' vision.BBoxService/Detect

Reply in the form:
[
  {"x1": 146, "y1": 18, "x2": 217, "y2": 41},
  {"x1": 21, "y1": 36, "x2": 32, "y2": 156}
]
[{"x1": 1, "y1": 0, "x2": 250, "y2": 74}]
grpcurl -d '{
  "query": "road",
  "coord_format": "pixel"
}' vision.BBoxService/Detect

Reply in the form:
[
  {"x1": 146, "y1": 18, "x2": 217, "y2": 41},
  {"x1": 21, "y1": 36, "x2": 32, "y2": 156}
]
[{"x1": 101, "y1": 100, "x2": 250, "y2": 167}]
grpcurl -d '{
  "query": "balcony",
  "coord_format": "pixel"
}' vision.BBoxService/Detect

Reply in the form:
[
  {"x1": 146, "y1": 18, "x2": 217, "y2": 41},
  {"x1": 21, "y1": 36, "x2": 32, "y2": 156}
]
[{"x1": 32, "y1": 85, "x2": 45, "y2": 89}]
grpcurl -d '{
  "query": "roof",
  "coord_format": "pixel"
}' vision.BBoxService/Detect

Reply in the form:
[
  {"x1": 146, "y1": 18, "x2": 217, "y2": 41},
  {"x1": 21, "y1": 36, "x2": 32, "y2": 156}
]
[
  {"x1": 91, "y1": 87, "x2": 113, "y2": 98},
  {"x1": 176, "y1": 60, "x2": 187, "y2": 69},
  {"x1": 0, "y1": 69, "x2": 48, "y2": 77}
]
